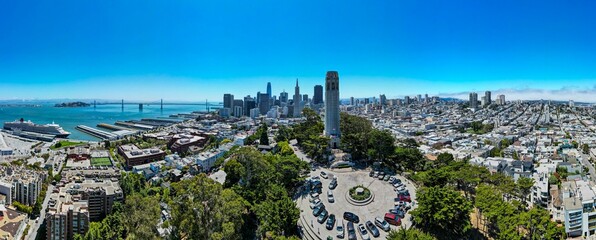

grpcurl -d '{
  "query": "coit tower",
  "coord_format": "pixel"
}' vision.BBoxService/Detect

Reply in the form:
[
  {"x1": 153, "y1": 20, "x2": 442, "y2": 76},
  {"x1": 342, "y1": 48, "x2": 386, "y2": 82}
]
[{"x1": 324, "y1": 71, "x2": 341, "y2": 148}]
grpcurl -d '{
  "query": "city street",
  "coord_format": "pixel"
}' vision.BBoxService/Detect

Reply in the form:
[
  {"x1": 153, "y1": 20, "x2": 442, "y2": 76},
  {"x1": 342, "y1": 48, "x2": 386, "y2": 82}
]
[{"x1": 26, "y1": 185, "x2": 54, "y2": 240}]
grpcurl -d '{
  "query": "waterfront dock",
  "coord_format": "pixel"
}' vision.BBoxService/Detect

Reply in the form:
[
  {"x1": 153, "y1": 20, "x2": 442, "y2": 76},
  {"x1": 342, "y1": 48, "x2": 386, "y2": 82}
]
[
  {"x1": 97, "y1": 123, "x2": 135, "y2": 132},
  {"x1": 114, "y1": 121, "x2": 154, "y2": 130},
  {"x1": 75, "y1": 125, "x2": 118, "y2": 140}
]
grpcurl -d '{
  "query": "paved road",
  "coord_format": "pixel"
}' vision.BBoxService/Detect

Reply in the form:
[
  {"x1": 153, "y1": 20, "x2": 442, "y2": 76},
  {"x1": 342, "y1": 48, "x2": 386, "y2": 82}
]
[
  {"x1": 579, "y1": 153, "x2": 596, "y2": 183},
  {"x1": 292, "y1": 143, "x2": 312, "y2": 164},
  {"x1": 26, "y1": 185, "x2": 54, "y2": 240},
  {"x1": 298, "y1": 168, "x2": 417, "y2": 239}
]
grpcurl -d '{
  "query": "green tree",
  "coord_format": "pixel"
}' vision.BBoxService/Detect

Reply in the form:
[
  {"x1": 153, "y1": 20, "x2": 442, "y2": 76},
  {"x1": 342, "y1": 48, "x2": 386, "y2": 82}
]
[
  {"x1": 516, "y1": 177, "x2": 535, "y2": 207},
  {"x1": 387, "y1": 228, "x2": 436, "y2": 240},
  {"x1": 254, "y1": 194, "x2": 300, "y2": 237},
  {"x1": 391, "y1": 147, "x2": 427, "y2": 171},
  {"x1": 411, "y1": 186, "x2": 472, "y2": 238},
  {"x1": 582, "y1": 144, "x2": 590, "y2": 154},
  {"x1": 275, "y1": 125, "x2": 294, "y2": 142},
  {"x1": 169, "y1": 174, "x2": 248, "y2": 240},
  {"x1": 519, "y1": 207, "x2": 566, "y2": 240},
  {"x1": 120, "y1": 172, "x2": 145, "y2": 196},
  {"x1": 276, "y1": 141, "x2": 294, "y2": 157},
  {"x1": 340, "y1": 112, "x2": 373, "y2": 160},
  {"x1": 471, "y1": 121, "x2": 483, "y2": 133},
  {"x1": 122, "y1": 194, "x2": 161, "y2": 240},
  {"x1": 435, "y1": 153, "x2": 454, "y2": 168},
  {"x1": 259, "y1": 123, "x2": 270, "y2": 145},
  {"x1": 367, "y1": 129, "x2": 396, "y2": 162}
]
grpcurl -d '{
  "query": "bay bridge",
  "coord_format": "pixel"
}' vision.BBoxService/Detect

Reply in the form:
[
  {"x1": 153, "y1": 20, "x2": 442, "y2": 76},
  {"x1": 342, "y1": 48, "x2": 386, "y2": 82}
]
[{"x1": 92, "y1": 99, "x2": 223, "y2": 111}]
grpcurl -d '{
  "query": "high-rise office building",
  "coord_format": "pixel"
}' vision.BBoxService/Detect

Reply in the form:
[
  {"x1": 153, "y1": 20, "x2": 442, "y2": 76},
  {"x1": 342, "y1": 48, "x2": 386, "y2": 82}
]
[
  {"x1": 380, "y1": 94, "x2": 387, "y2": 105},
  {"x1": 313, "y1": 85, "x2": 323, "y2": 104},
  {"x1": 350, "y1": 97, "x2": 355, "y2": 106},
  {"x1": 485, "y1": 91, "x2": 492, "y2": 106},
  {"x1": 469, "y1": 92, "x2": 478, "y2": 109},
  {"x1": 256, "y1": 92, "x2": 261, "y2": 107},
  {"x1": 293, "y1": 79, "x2": 301, "y2": 117},
  {"x1": 267, "y1": 82, "x2": 272, "y2": 99},
  {"x1": 417, "y1": 94, "x2": 422, "y2": 102},
  {"x1": 223, "y1": 94, "x2": 234, "y2": 109},
  {"x1": 243, "y1": 96, "x2": 256, "y2": 117},
  {"x1": 324, "y1": 71, "x2": 341, "y2": 148},
  {"x1": 280, "y1": 91, "x2": 288, "y2": 103},
  {"x1": 425, "y1": 94, "x2": 429, "y2": 103},
  {"x1": 259, "y1": 93, "x2": 270, "y2": 115},
  {"x1": 498, "y1": 94, "x2": 506, "y2": 105},
  {"x1": 233, "y1": 99, "x2": 243, "y2": 116},
  {"x1": 404, "y1": 96, "x2": 410, "y2": 105},
  {"x1": 481, "y1": 96, "x2": 487, "y2": 106},
  {"x1": 303, "y1": 94, "x2": 308, "y2": 102}
]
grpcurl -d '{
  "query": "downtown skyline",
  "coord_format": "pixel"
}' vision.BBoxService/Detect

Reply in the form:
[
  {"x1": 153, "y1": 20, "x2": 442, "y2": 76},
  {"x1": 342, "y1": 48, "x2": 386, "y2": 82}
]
[{"x1": 2, "y1": 1, "x2": 596, "y2": 102}]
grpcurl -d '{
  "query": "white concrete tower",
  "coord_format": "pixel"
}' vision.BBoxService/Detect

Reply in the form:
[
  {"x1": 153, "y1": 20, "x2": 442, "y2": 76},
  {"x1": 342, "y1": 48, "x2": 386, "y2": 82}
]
[{"x1": 324, "y1": 71, "x2": 341, "y2": 148}]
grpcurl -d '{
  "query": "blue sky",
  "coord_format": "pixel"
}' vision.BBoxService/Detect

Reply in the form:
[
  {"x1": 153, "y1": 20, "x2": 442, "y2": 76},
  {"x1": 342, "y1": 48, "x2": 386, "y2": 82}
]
[{"x1": 1, "y1": 1, "x2": 596, "y2": 102}]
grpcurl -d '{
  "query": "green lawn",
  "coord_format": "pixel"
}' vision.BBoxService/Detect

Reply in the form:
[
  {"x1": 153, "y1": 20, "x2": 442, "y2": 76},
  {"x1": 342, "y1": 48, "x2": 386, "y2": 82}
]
[
  {"x1": 50, "y1": 140, "x2": 85, "y2": 150},
  {"x1": 91, "y1": 157, "x2": 112, "y2": 166}
]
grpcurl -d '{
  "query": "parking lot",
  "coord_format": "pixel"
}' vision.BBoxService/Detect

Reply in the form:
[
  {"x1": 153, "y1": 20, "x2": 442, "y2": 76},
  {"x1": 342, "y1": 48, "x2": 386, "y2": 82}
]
[{"x1": 297, "y1": 168, "x2": 417, "y2": 239}]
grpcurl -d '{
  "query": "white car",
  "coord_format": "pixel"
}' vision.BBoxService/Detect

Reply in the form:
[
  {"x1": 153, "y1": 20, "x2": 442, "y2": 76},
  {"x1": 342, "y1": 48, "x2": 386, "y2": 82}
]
[
  {"x1": 395, "y1": 186, "x2": 406, "y2": 192},
  {"x1": 328, "y1": 190, "x2": 335, "y2": 203},
  {"x1": 320, "y1": 171, "x2": 329, "y2": 179},
  {"x1": 336, "y1": 219, "x2": 345, "y2": 238},
  {"x1": 357, "y1": 223, "x2": 371, "y2": 240},
  {"x1": 310, "y1": 192, "x2": 320, "y2": 201},
  {"x1": 309, "y1": 198, "x2": 322, "y2": 209}
]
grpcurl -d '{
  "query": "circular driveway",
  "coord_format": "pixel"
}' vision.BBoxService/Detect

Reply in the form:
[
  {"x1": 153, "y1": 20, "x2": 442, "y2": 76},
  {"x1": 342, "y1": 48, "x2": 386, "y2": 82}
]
[{"x1": 297, "y1": 168, "x2": 417, "y2": 239}]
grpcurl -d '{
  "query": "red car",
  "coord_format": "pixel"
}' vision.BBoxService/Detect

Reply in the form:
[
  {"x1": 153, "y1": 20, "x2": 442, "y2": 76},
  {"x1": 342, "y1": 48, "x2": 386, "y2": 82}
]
[
  {"x1": 384, "y1": 213, "x2": 401, "y2": 226},
  {"x1": 397, "y1": 194, "x2": 411, "y2": 202}
]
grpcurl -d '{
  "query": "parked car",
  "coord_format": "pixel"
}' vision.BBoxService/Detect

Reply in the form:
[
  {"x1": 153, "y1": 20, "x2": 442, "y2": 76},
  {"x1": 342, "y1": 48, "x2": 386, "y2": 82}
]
[
  {"x1": 393, "y1": 182, "x2": 403, "y2": 188},
  {"x1": 318, "y1": 209, "x2": 329, "y2": 223},
  {"x1": 320, "y1": 171, "x2": 329, "y2": 179},
  {"x1": 383, "y1": 175, "x2": 391, "y2": 181},
  {"x1": 311, "y1": 175, "x2": 320, "y2": 180},
  {"x1": 373, "y1": 171, "x2": 379, "y2": 178},
  {"x1": 389, "y1": 176, "x2": 396, "y2": 183},
  {"x1": 384, "y1": 213, "x2": 401, "y2": 226},
  {"x1": 347, "y1": 222, "x2": 357, "y2": 240},
  {"x1": 328, "y1": 190, "x2": 335, "y2": 203},
  {"x1": 313, "y1": 205, "x2": 325, "y2": 216},
  {"x1": 378, "y1": 174, "x2": 385, "y2": 180},
  {"x1": 397, "y1": 194, "x2": 411, "y2": 202},
  {"x1": 369, "y1": 171, "x2": 374, "y2": 177},
  {"x1": 388, "y1": 208, "x2": 405, "y2": 218},
  {"x1": 398, "y1": 189, "x2": 409, "y2": 196},
  {"x1": 336, "y1": 219, "x2": 345, "y2": 238},
  {"x1": 357, "y1": 223, "x2": 371, "y2": 240},
  {"x1": 374, "y1": 217, "x2": 391, "y2": 232},
  {"x1": 365, "y1": 220, "x2": 380, "y2": 237},
  {"x1": 326, "y1": 214, "x2": 336, "y2": 230},
  {"x1": 310, "y1": 199, "x2": 322, "y2": 209},
  {"x1": 329, "y1": 180, "x2": 338, "y2": 190},
  {"x1": 310, "y1": 192, "x2": 320, "y2": 201},
  {"x1": 343, "y1": 212, "x2": 360, "y2": 223}
]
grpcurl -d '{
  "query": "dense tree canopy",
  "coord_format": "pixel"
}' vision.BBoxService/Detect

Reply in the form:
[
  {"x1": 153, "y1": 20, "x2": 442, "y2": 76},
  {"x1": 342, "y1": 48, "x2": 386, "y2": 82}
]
[
  {"x1": 169, "y1": 174, "x2": 249, "y2": 240},
  {"x1": 387, "y1": 228, "x2": 436, "y2": 240},
  {"x1": 292, "y1": 108, "x2": 329, "y2": 162},
  {"x1": 411, "y1": 186, "x2": 473, "y2": 238}
]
